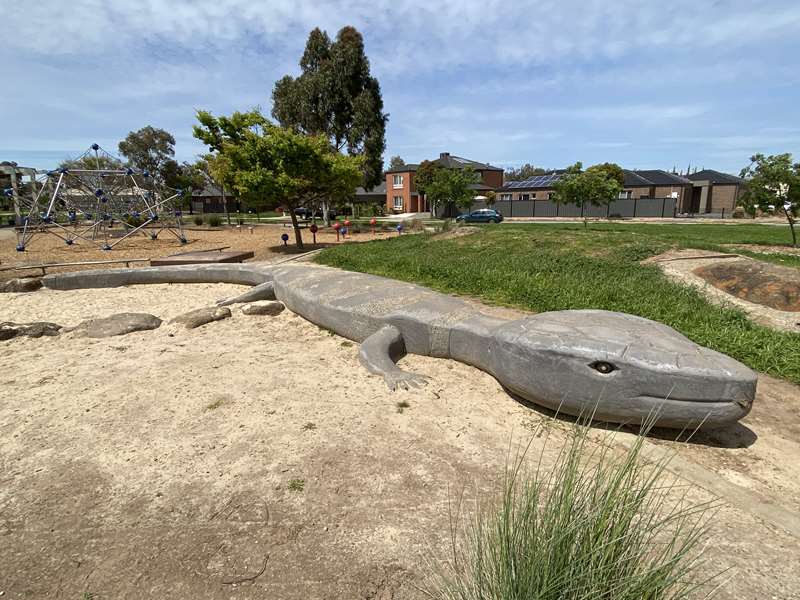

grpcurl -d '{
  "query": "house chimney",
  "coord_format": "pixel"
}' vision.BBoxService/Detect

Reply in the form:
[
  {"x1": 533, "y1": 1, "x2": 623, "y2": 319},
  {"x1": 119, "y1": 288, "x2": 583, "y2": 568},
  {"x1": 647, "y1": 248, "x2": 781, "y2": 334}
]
[{"x1": 439, "y1": 152, "x2": 450, "y2": 159}]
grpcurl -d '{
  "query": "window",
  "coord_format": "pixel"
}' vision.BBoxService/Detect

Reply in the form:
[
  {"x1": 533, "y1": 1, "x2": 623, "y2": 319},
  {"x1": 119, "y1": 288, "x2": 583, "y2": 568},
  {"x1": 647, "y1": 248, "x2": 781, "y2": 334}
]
[
  {"x1": 519, "y1": 194, "x2": 530, "y2": 201},
  {"x1": 500, "y1": 193, "x2": 512, "y2": 201},
  {"x1": 618, "y1": 190, "x2": 632, "y2": 199},
  {"x1": 392, "y1": 174, "x2": 404, "y2": 188},
  {"x1": 393, "y1": 195, "x2": 403, "y2": 210}
]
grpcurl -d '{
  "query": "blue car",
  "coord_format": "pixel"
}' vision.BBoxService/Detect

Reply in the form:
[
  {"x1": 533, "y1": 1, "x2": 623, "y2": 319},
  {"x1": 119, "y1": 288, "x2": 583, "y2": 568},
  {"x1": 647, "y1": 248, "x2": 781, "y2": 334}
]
[{"x1": 455, "y1": 208, "x2": 504, "y2": 223}]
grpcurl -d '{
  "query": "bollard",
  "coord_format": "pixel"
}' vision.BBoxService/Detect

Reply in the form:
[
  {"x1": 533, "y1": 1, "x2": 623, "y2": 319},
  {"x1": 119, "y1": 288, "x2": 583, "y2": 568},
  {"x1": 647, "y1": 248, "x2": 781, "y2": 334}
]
[
  {"x1": 310, "y1": 223, "x2": 318, "y2": 244},
  {"x1": 281, "y1": 233, "x2": 289, "y2": 246}
]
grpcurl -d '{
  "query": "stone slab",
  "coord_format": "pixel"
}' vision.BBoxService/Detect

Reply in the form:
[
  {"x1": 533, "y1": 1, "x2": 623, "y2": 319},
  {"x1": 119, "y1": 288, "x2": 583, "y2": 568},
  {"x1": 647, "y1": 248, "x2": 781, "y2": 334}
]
[{"x1": 150, "y1": 250, "x2": 255, "y2": 266}]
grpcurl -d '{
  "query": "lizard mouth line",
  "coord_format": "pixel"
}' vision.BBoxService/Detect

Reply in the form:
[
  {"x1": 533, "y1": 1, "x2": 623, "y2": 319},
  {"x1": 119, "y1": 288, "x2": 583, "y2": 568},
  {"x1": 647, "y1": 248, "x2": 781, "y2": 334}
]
[{"x1": 633, "y1": 394, "x2": 741, "y2": 405}]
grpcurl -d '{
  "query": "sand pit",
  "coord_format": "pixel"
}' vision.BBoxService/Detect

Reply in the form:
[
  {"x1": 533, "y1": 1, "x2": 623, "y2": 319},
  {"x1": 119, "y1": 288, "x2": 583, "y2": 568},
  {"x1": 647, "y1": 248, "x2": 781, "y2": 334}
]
[
  {"x1": 2, "y1": 280, "x2": 800, "y2": 598},
  {"x1": 0, "y1": 224, "x2": 398, "y2": 282},
  {"x1": 646, "y1": 249, "x2": 800, "y2": 332}
]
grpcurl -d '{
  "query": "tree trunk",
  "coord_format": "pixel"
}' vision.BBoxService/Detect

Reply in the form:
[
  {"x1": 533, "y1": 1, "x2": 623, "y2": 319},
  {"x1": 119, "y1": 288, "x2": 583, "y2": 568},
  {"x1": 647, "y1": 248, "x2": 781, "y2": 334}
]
[
  {"x1": 223, "y1": 185, "x2": 231, "y2": 225},
  {"x1": 322, "y1": 199, "x2": 331, "y2": 227},
  {"x1": 785, "y1": 208, "x2": 797, "y2": 247},
  {"x1": 289, "y1": 210, "x2": 304, "y2": 249}
]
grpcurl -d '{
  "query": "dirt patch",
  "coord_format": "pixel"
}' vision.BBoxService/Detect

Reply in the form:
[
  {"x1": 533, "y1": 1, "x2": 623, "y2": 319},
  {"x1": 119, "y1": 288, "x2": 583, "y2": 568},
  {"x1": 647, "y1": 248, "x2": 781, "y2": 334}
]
[
  {"x1": 723, "y1": 243, "x2": 800, "y2": 257},
  {"x1": 646, "y1": 249, "x2": 800, "y2": 332},
  {"x1": 433, "y1": 226, "x2": 480, "y2": 240},
  {"x1": 2, "y1": 281, "x2": 800, "y2": 598},
  {"x1": 694, "y1": 260, "x2": 800, "y2": 312},
  {"x1": 0, "y1": 224, "x2": 396, "y2": 282}
]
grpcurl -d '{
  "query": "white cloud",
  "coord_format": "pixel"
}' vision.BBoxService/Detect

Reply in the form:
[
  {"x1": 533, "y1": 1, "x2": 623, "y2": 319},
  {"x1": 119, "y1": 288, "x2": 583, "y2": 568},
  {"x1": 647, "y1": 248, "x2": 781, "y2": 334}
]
[{"x1": 5, "y1": 0, "x2": 800, "y2": 73}]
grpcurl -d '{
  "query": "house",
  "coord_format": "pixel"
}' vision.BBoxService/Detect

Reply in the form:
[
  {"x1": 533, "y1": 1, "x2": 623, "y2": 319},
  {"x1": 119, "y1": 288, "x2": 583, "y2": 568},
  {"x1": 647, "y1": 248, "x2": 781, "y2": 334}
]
[
  {"x1": 384, "y1": 152, "x2": 503, "y2": 213},
  {"x1": 354, "y1": 181, "x2": 387, "y2": 206},
  {"x1": 684, "y1": 170, "x2": 744, "y2": 214},
  {"x1": 500, "y1": 169, "x2": 694, "y2": 207},
  {"x1": 190, "y1": 184, "x2": 239, "y2": 214}
]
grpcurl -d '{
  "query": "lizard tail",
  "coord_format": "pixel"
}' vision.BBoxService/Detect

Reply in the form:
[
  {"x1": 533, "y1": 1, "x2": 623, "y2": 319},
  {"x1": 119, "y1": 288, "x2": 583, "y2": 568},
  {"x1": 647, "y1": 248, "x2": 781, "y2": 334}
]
[{"x1": 41, "y1": 263, "x2": 273, "y2": 291}]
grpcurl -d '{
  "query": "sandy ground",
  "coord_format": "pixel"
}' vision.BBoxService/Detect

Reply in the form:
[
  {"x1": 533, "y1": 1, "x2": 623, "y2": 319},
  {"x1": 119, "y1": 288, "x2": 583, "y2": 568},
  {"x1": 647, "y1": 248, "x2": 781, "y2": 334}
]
[
  {"x1": 2, "y1": 279, "x2": 800, "y2": 598},
  {"x1": 0, "y1": 224, "x2": 400, "y2": 282},
  {"x1": 646, "y1": 249, "x2": 800, "y2": 332}
]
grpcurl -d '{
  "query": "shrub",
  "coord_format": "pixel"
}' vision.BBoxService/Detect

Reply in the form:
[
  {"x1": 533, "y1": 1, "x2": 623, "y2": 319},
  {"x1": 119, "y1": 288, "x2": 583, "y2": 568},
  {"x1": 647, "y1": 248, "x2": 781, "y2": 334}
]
[
  {"x1": 428, "y1": 422, "x2": 717, "y2": 600},
  {"x1": 732, "y1": 206, "x2": 746, "y2": 219},
  {"x1": 402, "y1": 218, "x2": 425, "y2": 231},
  {"x1": 193, "y1": 215, "x2": 204, "y2": 226},
  {"x1": 207, "y1": 215, "x2": 222, "y2": 227}
]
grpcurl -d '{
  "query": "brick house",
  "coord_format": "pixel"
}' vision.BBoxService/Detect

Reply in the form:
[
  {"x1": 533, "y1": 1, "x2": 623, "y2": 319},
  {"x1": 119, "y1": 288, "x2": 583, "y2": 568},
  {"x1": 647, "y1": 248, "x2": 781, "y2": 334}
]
[
  {"x1": 499, "y1": 169, "x2": 694, "y2": 207},
  {"x1": 684, "y1": 169, "x2": 744, "y2": 214},
  {"x1": 384, "y1": 152, "x2": 503, "y2": 214}
]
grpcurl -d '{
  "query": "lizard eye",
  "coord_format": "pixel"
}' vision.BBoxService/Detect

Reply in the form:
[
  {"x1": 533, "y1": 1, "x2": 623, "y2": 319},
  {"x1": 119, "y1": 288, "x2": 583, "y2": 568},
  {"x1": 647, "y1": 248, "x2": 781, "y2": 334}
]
[{"x1": 590, "y1": 361, "x2": 616, "y2": 374}]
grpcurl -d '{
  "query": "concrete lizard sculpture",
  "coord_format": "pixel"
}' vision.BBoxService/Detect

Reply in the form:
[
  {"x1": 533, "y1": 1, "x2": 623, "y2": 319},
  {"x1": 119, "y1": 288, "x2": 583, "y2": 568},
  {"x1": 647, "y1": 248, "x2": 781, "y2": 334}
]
[{"x1": 42, "y1": 262, "x2": 756, "y2": 429}]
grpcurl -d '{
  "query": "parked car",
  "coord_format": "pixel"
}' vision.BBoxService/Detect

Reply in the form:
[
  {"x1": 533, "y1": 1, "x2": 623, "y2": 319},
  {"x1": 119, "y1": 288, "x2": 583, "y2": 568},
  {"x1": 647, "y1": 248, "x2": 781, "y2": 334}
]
[
  {"x1": 455, "y1": 208, "x2": 504, "y2": 223},
  {"x1": 294, "y1": 207, "x2": 337, "y2": 220}
]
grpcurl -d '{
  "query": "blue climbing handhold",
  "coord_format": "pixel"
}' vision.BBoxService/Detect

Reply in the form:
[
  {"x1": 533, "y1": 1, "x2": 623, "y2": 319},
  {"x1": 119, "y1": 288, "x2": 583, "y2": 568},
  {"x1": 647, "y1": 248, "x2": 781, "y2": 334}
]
[
  {"x1": 16, "y1": 244, "x2": 25, "y2": 252},
  {"x1": 65, "y1": 239, "x2": 74, "y2": 245},
  {"x1": 91, "y1": 143, "x2": 100, "y2": 151},
  {"x1": 126, "y1": 168, "x2": 134, "y2": 175},
  {"x1": 142, "y1": 170, "x2": 150, "y2": 178},
  {"x1": 95, "y1": 188, "x2": 104, "y2": 197}
]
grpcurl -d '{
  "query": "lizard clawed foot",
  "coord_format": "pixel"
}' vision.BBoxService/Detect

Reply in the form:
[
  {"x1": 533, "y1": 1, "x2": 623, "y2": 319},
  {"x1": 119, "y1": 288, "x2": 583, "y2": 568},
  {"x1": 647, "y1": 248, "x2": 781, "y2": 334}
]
[{"x1": 384, "y1": 371, "x2": 429, "y2": 391}]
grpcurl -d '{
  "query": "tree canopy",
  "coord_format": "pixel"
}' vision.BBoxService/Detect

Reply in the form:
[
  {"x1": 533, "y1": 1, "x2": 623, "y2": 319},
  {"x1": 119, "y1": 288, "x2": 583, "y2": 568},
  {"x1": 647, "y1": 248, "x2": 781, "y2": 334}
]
[
  {"x1": 271, "y1": 26, "x2": 387, "y2": 190},
  {"x1": 416, "y1": 163, "x2": 479, "y2": 214},
  {"x1": 504, "y1": 163, "x2": 547, "y2": 182},
  {"x1": 193, "y1": 109, "x2": 362, "y2": 247},
  {"x1": 388, "y1": 155, "x2": 406, "y2": 170},
  {"x1": 740, "y1": 153, "x2": 799, "y2": 246},
  {"x1": 553, "y1": 162, "x2": 624, "y2": 226},
  {"x1": 118, "y1": 126, "x2": 178, "y2": 185}
]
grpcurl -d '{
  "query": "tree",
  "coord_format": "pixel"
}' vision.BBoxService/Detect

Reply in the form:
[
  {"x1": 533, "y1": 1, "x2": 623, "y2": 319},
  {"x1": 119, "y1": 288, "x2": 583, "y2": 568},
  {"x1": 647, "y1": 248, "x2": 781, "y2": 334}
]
[
  {"x1": 740, "y1": 153, "x2": 799, "y2": 246},
  {"x1": 388, "y1": 155, "x2": 405, "y2": 170},
  {"x1": 552, "y1": 162, "x2": 624, "y2": 228},
  {"x1": 414, "y1": 160, "x2": 439, "y2": 213},
  {"x1": 118, "y1": 126, "x2": 177, "y2": 185},
  {"x1": 193, "y1": 110, "x2": 362, "y2": 248},
  {"x1": 272, "y1": 26, "x2": 388, "y2": 199},
  {"x1": 484, "y1": 190, "x2": 497, "y2": 207},
  {"x1": 504, "y1": 163, "x2": 546, "y2": 182},
  {"x1": 422, "y1": 167, "x2": 480, "y2": 216}
]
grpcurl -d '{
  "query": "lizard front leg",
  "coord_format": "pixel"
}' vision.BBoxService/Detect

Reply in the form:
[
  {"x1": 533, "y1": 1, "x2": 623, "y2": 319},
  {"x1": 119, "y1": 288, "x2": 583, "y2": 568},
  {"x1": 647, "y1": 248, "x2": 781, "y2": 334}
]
[
  {"x1": 359, "y1": 325, "x2": 429, "y2": 391},
  {"x1": 216, "y1": 281, "x2": 275, "y2": 306}
]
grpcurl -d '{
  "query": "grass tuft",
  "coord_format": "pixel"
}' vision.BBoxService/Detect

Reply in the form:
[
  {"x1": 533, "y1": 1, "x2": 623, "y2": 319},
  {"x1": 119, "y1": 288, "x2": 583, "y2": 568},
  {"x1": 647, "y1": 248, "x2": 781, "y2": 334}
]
[
  {"x1": 426, "y1": 422, "x2": 720, "y2": 600},
  {"x1": 287, "y1": 478, "x2": 305, "y2": 492}
]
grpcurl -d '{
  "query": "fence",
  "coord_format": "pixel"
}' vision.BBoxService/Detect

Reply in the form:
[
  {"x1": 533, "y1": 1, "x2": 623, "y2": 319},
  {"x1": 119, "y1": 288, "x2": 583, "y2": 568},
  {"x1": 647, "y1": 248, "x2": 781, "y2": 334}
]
[{"x1": 436, "y1": 197, "x2": 680, "y2": 219}]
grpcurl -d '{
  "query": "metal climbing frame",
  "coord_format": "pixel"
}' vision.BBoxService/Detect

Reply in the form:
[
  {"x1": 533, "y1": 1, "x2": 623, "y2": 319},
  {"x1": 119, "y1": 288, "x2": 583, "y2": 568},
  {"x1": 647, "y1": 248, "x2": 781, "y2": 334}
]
[{"x1": 11, "y1": 144, "x2": 187, "y2": 252}]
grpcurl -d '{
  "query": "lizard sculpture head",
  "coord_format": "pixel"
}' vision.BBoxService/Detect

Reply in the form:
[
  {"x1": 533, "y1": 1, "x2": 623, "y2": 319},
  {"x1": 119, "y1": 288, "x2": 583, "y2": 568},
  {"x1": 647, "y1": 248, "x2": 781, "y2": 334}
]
[{"x1": 487, "y1": 310, "x2": 756, "y2": 429}]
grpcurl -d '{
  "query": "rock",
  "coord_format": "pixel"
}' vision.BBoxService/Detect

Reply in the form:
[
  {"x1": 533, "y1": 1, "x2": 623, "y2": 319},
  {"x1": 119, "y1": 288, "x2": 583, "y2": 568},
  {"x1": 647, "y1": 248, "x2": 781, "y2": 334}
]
[
  {"x1": 170, "y1": 306, "x2": 231, "y2": 329},
  {"x1": 241, "y1": 301, "x2": 285, "y2": 316},
  {"x1": 72, "y1": 313, "x2": 162, "y2": 338},
  {"x1": 0, "y1": 278, "x2": 43, "y2": 293},
  {"x1": 0, "y1": 321, "x2": 61, "y2": 341}
]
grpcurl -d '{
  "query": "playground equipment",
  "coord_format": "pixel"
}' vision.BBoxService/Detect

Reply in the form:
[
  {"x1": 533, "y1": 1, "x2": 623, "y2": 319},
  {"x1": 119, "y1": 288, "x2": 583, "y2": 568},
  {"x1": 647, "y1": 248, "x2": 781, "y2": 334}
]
[{"x1": 9, "y1": 144, "x2": 187, "y2": 251}]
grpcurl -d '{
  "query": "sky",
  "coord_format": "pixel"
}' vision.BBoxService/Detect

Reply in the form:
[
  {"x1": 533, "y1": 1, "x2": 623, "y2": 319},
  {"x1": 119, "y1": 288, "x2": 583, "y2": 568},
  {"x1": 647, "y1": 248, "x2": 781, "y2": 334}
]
[{"x1": 2, "y1": 0, "x2": 799, "y2": 175}]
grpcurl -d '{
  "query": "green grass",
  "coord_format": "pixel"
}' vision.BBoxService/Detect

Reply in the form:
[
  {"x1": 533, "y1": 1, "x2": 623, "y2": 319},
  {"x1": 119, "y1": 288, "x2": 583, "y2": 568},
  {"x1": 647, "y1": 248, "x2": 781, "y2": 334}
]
[
  {"x1": 287, "y1": 478, "x2": 305, "y2": 492},
  {"x1": 315, "y1": 224, "x2": 800, "y2": 384},
  {"x1": 427, "y1": 422, "x2": 718, "y2": 599}
]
